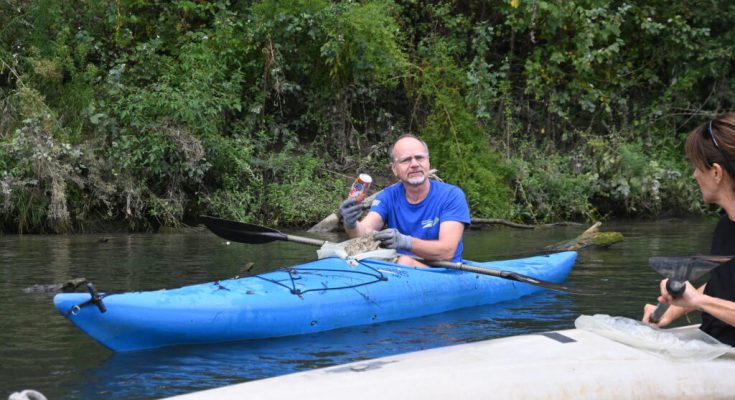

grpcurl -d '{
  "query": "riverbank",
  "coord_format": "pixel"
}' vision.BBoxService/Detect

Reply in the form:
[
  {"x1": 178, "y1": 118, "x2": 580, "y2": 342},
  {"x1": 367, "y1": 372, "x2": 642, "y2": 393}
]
[{"x1": 2, "y1": 1, "x2": 726, "y2": 235}]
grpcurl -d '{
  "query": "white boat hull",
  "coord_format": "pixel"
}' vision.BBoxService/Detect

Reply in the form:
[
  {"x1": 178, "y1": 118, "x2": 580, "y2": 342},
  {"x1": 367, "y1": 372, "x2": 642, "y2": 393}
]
[{"x1": 165, "y1": 326, "x2": 735, "y2": 399}]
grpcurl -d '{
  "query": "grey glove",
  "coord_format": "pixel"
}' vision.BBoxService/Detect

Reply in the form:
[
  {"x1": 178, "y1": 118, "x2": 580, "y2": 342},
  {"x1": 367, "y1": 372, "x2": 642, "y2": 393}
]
[
  {"x1": 339, "y1": 198, "x2": 362, "y2": 229},
  {"x1": 374, "y1": 228, "x2": 413, "y2": 251}
]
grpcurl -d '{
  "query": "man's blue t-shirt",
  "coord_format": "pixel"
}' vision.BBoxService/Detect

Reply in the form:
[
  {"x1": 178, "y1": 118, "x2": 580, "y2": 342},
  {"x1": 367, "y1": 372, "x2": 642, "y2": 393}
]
[{"x1": 370, "y1": 180, "x2": 471, "y2": 262}]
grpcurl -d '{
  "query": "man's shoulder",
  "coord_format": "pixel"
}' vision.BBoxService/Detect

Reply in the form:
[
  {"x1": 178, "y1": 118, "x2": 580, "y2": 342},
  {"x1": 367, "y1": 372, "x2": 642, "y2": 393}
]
[
  {"x1": 429, "y1": 180, "x2": 470, "y2": 222},
  {"x1": 379, "y1": 182, "x2": 403, "y2": 196},
  {"x1": 430, "y1": 180, "x2": 465, "y2": 195},
  {"x1": 374, "y1": 182, "x2": 403, "y2": 204}
]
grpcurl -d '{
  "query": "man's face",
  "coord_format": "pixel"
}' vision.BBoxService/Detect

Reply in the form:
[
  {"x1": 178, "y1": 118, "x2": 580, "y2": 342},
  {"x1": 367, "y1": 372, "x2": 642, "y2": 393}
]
[{"x1": 390, "y1": 137, "x2": 430, "y2": 186}]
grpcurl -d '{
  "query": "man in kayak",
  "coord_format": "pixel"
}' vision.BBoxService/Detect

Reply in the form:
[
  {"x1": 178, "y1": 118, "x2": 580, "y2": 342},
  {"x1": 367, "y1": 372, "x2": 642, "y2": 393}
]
[
  {"x1": 642, "y1": 113, "x2": 735, "y2": 346},
  {"x1": 339, "y1": 134, "x2": 471, "y2": 267}
]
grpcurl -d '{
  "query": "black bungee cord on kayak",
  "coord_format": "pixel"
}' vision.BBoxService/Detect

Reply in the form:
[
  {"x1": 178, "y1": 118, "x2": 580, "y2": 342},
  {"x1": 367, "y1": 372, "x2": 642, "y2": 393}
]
[
  {"x1": 254, "y1": 258, "x2": 388, "y2": 296},
  {"x1": 61, "y1": 258, "x2": 389, "y2": 315}
]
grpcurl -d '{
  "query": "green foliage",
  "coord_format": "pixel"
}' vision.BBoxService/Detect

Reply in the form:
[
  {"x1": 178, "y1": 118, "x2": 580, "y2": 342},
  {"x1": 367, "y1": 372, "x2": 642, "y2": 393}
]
[
  {"x1": 249, "y1": 0, "x2": 407, "y2": 161},
  {"x1": 114, "y1": 33, "x2": 243, "y2": 137},
  {"x1": 413, "y1": 39, "x2": 515, "y2": 218},
  {"x1": 513, "y1": 151, "x2": 598, "y2": 223},
  {"x1": 1, "y1": 112, "x2": 80, "y2": 233},
  {"x1": 262, "y1": 153, "x2": 346, "y2": 227},
  {"x1": 320, "y1": 1, "x2": 406, "y2": 87},
  {"x1": 513, "y1": 130, "x2": 702, "y2": 222},
  {"x1": 1, "y1": 0, "x2": 733, "y2": 233},
  {"x1": 252, "y1": 0, "x2": 405, "y2": 88},
  {"x1": 579, "y1": 134, "x2": 702, "y2": 217},
  {"x1": 199, "y1": 134, "x2": 260, "y2": 223}
]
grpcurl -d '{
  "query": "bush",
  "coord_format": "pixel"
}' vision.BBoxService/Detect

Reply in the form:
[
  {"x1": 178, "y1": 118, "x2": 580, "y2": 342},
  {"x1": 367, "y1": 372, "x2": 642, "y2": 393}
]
[
  {"x1": 513, "y1": 151, "x2": 598, "y2": 223},
  {"x1": 262, "y1": 153, "x2": 347, "y2": 227},
  {"x1": 1, "y1": 0, "x2": 732, "y2": 232}
]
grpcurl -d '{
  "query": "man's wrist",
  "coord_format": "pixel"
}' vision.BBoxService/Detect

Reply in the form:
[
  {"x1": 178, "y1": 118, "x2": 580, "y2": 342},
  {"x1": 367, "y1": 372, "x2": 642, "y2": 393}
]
[{"x1": 400, "y1": 234, "x2": 413, "y2": 250}]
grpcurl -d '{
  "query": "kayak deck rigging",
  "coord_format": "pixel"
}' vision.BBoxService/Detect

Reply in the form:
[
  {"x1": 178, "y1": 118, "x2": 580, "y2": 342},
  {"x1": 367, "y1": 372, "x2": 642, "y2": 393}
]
[{"x1": 255, "y1": 260, "x2": 389, "y2": 295}]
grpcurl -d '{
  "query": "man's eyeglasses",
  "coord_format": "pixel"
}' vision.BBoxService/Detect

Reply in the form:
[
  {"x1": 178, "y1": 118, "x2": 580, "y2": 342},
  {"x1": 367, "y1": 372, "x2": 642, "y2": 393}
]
[
  {"x1": 394, "y1": 153, "x2": 429, "y2": 166},
  {"x1": 703, "y1": 120, "x2": 735, "y2": 175}
]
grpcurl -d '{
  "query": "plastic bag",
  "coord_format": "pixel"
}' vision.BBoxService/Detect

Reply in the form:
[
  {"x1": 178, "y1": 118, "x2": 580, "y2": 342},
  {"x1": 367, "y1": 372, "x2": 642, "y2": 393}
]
[
  {"x1": 575, "y1": 314, "x2": 732, "y2": 362},
  {"x1": 316, "y1": 238, "x2": 396, "y2": 263}
]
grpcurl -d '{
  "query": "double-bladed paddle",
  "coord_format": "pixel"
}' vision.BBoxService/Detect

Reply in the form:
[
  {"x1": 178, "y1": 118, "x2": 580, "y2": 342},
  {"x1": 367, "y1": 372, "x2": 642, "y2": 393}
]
[
  {"x1": 199, "y1": 215, "x2": 599, "y2": 296},
  {"x1": 648, "y1": 255, "x2": 731, "y2": 323}
]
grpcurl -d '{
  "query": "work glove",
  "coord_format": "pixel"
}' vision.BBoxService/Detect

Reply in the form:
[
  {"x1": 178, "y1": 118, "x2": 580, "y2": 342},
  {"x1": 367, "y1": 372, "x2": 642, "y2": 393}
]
[
  {"x1": 339, "y1": 198, "x2": 363, "y2": 229},
  {"x1": 374, "y1": 228, "x2": 413, "y2": 251}
]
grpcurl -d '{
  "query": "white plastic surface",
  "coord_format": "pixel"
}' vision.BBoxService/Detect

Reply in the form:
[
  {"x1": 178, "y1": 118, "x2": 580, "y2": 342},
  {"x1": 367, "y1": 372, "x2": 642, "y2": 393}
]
[{"x1": 575, "y1": 314, "x2": 731, "y2": 361}]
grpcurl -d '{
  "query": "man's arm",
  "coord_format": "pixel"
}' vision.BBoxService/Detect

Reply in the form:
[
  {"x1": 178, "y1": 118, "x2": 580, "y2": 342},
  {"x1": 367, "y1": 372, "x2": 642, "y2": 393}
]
[
  {"x1": 376, "y1": 221, "x2": 464, "y2": 262},
  {"x1": 345, "y1": 211, "x2": 384, "y2": 237},
  {"x1": 409, "y1": 221, "x2": 465, "y2": 261}
]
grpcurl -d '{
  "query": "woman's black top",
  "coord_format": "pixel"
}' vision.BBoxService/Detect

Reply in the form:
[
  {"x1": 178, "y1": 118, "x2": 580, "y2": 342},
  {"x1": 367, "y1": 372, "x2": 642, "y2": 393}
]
[{"x1": 701, "y1": 213, "x2": 735, "y2": 346}]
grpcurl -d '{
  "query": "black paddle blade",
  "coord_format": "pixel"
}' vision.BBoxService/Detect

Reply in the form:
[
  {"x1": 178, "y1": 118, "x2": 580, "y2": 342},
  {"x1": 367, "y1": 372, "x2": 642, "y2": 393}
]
[
  {"x1": 199, "y1": 215, "x2": 287, "y2": 244},
  {"x1": 649, "y1": 256, "x2": 731, "y2": 281}
]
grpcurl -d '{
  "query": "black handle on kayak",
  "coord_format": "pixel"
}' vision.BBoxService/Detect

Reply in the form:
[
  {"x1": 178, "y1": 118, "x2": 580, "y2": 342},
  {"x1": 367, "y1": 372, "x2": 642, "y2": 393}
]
[
  {"x1": 86, "y1": 282, "x2": 107, "y2": 313},
  {"x1": 649, "y1": 279, "x2": 685, "y2": 324}
]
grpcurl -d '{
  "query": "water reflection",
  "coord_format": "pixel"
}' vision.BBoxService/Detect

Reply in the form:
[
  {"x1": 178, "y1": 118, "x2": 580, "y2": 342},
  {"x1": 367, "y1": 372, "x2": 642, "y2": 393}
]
[{"x1": 65, "y1": 292, "x2": 574, "y2": 400}]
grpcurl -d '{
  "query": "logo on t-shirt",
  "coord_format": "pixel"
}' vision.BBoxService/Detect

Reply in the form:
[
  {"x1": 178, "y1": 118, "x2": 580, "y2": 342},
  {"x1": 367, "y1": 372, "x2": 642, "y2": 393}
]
[{"x1": 421, "y1": 217, "x2": 439, "y2": 229}]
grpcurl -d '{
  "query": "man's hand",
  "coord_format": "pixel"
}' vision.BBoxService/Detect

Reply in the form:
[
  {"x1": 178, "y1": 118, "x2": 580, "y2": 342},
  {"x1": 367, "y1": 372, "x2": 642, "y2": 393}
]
[
  {"x1": 339, "y1": 199, "x2": 362, "y2": 229},
  {"x1": 375, "y1": 228, "x2": 413, "y2": 250}
]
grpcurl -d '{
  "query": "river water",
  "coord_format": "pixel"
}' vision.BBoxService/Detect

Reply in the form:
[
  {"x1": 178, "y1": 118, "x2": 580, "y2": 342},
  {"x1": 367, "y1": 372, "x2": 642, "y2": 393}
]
[{"x1": 0, "y1": 219, "x2": 716, "y2": 399}]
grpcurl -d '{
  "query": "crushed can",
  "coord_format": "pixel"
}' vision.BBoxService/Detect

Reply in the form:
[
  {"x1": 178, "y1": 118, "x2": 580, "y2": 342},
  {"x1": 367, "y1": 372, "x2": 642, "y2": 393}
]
[{"x1": 348, "y1": 174, "x2": 372, "y2": 203}]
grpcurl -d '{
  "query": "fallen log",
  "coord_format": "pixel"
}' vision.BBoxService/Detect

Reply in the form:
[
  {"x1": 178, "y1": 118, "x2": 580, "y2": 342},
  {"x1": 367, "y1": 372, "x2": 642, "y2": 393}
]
[
  {"x1": 469, "y1": 218, "x2": 585, "y2": 229},
  {"x1": 544, "y1": 222, "x2": 624, "y2": 252},
  {"x1": 22, "y1": 277, "x2": 88, "y2": 294}
]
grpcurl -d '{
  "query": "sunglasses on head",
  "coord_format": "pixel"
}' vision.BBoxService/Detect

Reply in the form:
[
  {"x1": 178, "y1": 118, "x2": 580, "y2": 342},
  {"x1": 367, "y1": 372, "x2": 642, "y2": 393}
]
[{"x1": 702, "y1": 120, "x2": 735, "y2": 175}]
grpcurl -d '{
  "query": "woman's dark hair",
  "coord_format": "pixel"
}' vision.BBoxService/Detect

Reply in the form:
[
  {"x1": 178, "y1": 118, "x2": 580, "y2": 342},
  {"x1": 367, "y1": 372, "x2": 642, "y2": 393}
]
[{"x1": 685, "y1": 112, "x2": 735, "y2": 176}]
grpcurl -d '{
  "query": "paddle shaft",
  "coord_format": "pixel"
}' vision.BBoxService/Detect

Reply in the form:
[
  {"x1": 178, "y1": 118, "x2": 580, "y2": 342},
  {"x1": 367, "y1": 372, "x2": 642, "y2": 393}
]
[
  {"x1": 284, "y1": 234, "x2": 325, "y2": 247},
  {"x1": 430, "y1": 261, "x2": 550, "y2": 286},
  {"x1": 199, "y1": 215, "x2": 592, "y2": 295},
  {"x1": 649, "y1": 279, "x2": 686, "y2": 324}
]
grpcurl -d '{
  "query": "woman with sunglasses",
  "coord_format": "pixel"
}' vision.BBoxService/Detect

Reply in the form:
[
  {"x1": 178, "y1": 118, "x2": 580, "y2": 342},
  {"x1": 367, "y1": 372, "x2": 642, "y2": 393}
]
[{"x1": 642, "y1": 113, "x2": 735, "y2": 346}]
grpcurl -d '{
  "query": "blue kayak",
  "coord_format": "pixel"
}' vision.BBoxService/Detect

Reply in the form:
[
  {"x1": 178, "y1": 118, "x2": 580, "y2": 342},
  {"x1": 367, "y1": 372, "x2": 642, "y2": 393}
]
[{"x1": 54, "y1": 252, "x2": 577, "y2": 351}]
